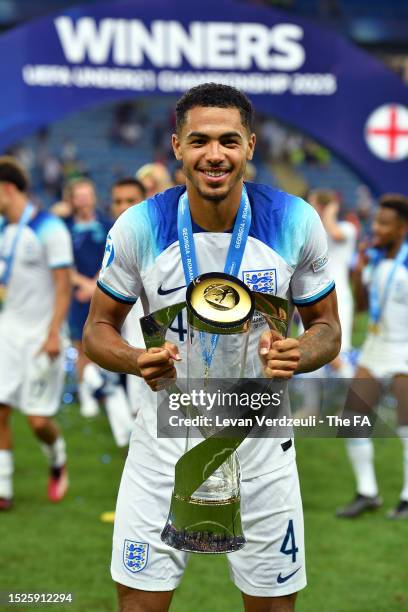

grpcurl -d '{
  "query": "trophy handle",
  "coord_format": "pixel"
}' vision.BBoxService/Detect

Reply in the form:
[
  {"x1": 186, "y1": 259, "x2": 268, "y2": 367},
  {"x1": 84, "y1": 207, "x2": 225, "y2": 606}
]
[
  {"x1": 140, "y1": 302, "x2": 186, "y2": 349},
  {"x1": 253, "y1": 292, "x2": 289, "y2": 337}
]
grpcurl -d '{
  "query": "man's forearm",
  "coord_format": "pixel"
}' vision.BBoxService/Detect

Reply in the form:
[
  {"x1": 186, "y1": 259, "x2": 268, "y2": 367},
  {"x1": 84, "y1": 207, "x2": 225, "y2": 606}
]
[
  {"x1": 48, "y1": 270, "x2": 72, "y2": 336},
  {"x1": 296, "y1": 322, "x2": 341, "y2": 373},
  {"x1": 83, "y1": 320, "x2": 144, "y2": 376}
]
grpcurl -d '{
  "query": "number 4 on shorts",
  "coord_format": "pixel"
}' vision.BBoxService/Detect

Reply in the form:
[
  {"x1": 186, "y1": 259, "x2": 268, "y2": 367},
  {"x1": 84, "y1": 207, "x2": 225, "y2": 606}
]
[{"x1": 280, "y1": 519, "x2": 298, "y2": 563}]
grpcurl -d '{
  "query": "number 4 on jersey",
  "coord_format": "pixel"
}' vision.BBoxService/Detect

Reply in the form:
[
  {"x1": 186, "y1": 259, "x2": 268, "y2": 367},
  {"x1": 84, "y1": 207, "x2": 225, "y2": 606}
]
[
  {"x1": 169, "y1": 311, "x2": 187, "y2": 342},
  {"x1": 280, "y1": 519, "x2": 298, "y2": 563}
]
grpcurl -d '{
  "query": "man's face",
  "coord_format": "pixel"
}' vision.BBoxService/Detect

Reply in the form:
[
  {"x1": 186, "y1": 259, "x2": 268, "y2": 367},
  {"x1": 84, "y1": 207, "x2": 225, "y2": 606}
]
[
  {"x1": 111, "y1": 184, "x2": 144, "y2": 219},
  {"x1": 172, "y1": 106, "x2": 255, "y2": 203},
  {"x1": 72, "y1": 183, "x2": 96, "y2": 215},
  {"x1": 372, "y1": 207, "x2": 406, "y2": 248},
  {"x1": 0, "y1": 182, "x2": 16, "y2": 214},
  {"x1": 0, "y1": 182, "x2": 9, "y2": 213}
]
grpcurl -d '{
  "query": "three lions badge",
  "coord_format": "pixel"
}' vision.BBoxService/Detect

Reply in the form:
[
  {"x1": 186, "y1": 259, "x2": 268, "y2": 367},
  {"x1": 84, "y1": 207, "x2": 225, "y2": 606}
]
[{"x1": 123, "y1": 540, "x2": 149, "y2": 573}]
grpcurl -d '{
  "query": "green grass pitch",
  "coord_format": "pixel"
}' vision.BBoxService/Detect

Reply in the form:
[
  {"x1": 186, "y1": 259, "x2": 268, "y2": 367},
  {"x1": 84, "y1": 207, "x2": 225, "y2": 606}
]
[{"x1": 2, "y1": 400, "x2": 408, "y2": 612}]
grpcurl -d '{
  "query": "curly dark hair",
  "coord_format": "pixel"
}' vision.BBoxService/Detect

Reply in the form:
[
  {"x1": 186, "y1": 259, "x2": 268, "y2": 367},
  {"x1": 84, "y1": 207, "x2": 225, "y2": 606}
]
[
  {"x1": 175, "y1": 83, "x2": 254, "y2": 134},
  {"x1": 379, "y1": 193, "x2": 408, "y2": 222}
]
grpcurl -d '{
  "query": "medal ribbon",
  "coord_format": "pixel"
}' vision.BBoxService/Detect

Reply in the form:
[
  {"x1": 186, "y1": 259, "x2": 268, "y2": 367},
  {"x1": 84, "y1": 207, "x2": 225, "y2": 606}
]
[
  {"x1": 369, "y1": 241, "x2": 408, "y2": 325},
  {"x1": 0, "y1": 202, "x2": 35, "y2": 293},
  {"x1": 177, "y1": 185, "x2": 251, "y2": 368}
]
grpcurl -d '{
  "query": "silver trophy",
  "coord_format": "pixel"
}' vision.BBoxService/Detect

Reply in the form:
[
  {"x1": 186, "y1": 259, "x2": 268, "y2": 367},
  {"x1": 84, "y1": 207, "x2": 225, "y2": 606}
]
[{"x1": 141, "y1": 272, "x2": 288, "y2": 553}]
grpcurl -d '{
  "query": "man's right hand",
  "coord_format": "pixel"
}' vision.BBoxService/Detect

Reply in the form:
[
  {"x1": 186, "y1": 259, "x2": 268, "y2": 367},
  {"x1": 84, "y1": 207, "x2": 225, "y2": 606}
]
[{"x1": 136, "y1": 342, "x2": 181, "y2": 391}]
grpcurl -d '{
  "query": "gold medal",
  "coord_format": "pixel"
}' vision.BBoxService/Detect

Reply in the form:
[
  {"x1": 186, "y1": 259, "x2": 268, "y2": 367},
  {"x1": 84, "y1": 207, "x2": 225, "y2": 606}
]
[
  {"x1": 368, "y1": 321, "x2": 380, "y2": 335},
  {"x1": 0, "y1": 284, "x2": 7, "y2": 307}
]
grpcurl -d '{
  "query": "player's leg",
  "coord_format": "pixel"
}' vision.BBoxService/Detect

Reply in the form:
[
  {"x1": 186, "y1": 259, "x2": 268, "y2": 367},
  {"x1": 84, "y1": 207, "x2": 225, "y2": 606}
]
[
  {"x1": 242, "y1": 592, "x2": 297, "y2": 612},
  {"x1": 26, "y1": 415, "x2": 68, "y2": 502},
  {"x1": 0, "y1": 404, "x2": 13, "y2": 509},
  {"x1": 336, "y1": 366, "x2": 383, "y2": 518},
  {"x1": 112, "y1": 449, "x2": 188, "y2": 608},
  {"x1": 0, "y1": 333, "x2": 23, "y2": 509},
  {"x1": 388, "y1": 374, "x2": 408, "y2": 519},
  {"x1": 23, "y1": 346, "x2": 68, "y2": 502},
  {"x1": 117, "y1": 585, "x2": 174, "y2": 612},
  {"x1": 103, "y1": 377, "x2": 134, "y2": 447},
  {"x1": 69, "y1": 299, "x2": 100, "y2": 417},
  {"x1": 74, "y1": 339, "x2": 100, "y2": 417},
  {"x1": 228, "y1": 459, "x2": 306, "y2": 610}
]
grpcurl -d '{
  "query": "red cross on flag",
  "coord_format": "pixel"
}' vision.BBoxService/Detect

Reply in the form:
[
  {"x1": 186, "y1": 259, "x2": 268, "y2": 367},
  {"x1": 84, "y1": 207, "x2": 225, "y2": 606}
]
[{"x1": 365, "y1": 103, "x2": 408, "y2": 162}]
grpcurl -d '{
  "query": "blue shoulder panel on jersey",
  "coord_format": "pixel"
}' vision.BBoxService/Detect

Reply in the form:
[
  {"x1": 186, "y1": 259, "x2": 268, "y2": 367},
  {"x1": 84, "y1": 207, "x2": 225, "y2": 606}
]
[
  {"x1": 147, "y1": 186, "x2": 184, "y2": 254},
  {"x1": 29, "y1": 208, "x2": 67, "y2": 241},
  {"x1": 124, "y1": 184, "x2": 314, "y2": 269},
  {"x1": 246, "y1": 183, "x2": 316, "y2": 267},
  {"x1": 120, "y1": 186, "x2": 184, "y2": 271}
]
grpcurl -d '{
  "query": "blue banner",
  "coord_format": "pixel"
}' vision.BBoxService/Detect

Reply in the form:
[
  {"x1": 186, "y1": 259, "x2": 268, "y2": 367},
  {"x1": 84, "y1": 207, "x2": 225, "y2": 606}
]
[{"x1": 0, "y1": 0, "x2": 406, "y2": 194}]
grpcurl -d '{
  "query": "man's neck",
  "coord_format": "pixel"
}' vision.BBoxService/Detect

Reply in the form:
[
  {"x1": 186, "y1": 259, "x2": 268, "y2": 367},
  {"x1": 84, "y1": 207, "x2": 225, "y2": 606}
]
[
  {"x1": 186, "y1": 182, "x2": 243, "y2": 232},
  {"x1": 386, "y1": 236, "x2": 406, "y2": 259},
  {"x1": 5, "y1": 195, "x2": 30, "y2": 224},
  {"x1": 75, "y1": 210, "x2": 95, "y2": 223}
]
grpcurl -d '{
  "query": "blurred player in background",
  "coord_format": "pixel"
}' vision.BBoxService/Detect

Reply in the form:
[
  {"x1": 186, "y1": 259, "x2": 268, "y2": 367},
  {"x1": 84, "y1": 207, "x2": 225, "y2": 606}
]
[
  {"x1": 295, "y1": 189, "x2": 357, "y2": 417},
  {"x1": 111, "y1": 177, "x2": 145, "y2": 219},
  {"x1": 309, "y1": 189, "x2": 357, "y2": 370},
  {"x1": 337, "y1": 194, "x2": 408, "y2": 519},
  {"x1": 111, "y1": 177, "x2": 148, "y2": 418},
  {"x1": 100, "y1": 177, "x2": 147, "y2": 523},
  {"x1": 64, "y1": 178, "x2": 111, "y2": 417},
  {"x1": 0, "y1": 157, "x2": 72, "y2": 510},
  {"x1": 101, "y1": 177, "x2": 146, "y2": 447}
]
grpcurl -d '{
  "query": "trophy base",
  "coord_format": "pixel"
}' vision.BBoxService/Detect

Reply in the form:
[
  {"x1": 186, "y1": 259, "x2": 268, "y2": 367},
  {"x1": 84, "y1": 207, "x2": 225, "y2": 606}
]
[
  {"x1": 161, "y1": 523, "x2": 245, "y2": 554},
  {"x1": 161, "y1": 493, "x2": 246, "y2": 554}
]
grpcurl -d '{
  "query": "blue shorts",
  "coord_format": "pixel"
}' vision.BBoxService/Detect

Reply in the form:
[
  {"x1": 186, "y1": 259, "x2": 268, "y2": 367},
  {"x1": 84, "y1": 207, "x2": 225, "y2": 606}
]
[{"x1": 69, "y1": 299, "x2": 90, "y2": 342}]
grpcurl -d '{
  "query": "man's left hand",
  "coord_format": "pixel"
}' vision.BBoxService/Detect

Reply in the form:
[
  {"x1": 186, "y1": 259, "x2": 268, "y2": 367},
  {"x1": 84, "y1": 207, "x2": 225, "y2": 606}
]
[
  {"x1": 259, "y1": 330, "x2": 300, "y2": 379},
  {"x1": 39, "y1": 332, "x2": 61, "y2": 360}
]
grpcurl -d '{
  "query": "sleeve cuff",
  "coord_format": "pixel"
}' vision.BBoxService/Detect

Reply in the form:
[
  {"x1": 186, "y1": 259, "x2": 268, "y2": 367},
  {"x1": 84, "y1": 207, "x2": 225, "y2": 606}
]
[
  {"x1": 49, "y1": 262, "x2": 72, "y2": 269},
  {"x1": 97, "y1": 280, "x2": 137, "y2": 305},
  {"x1": 293, "y1": 281, "x2": 335, "y2": 306}
]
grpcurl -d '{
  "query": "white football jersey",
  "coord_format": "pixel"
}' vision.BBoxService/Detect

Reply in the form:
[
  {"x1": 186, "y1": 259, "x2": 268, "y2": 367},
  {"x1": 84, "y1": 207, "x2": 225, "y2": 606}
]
[
  {"x1": 363, "y1": 253, "x2": 408, "y2": 342},
  {"x1": 0, "y1": 207, "x2": 73, "y2": 337},
  {"x1": 98, "y1": 184, "x2": 334, "y2": 477}
]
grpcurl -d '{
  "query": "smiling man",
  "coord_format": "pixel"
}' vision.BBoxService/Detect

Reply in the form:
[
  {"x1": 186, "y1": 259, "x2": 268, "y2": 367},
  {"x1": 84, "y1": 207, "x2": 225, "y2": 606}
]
[
  {"x1": 337, "y1": 194, "x2": 408, "y2": 520},
  {"x1": 83, "y1": 83, "x2": 340, "y2": 612}
]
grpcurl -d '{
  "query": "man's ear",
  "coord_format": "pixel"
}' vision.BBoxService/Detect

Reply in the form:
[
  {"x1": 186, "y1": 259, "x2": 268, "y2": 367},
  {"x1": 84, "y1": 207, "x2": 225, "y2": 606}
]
[
  {"x1": 246, "y1": 133, "x2": 256, "y2": 161},
  {"x1": 172, "y1": 134, "x2": 182, "y2": 161}
]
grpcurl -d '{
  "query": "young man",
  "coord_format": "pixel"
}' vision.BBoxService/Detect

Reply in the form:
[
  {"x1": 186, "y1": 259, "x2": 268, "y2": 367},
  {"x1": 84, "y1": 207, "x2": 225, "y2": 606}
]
[
  {"x1": 64, "y1": 178, "x2": 112, "y2": 417},
  {"x1": 337, "y1": 194, "x2": 408, "y2": 519},
  {"x1": 110, "y1": 177, "x2": 147, "y2": 418},
  {"x1": 84, "y1": 84, "x2": 341, "y2": 612},
  {"x1": 0, "y1": 157, "x2": 73, "y2": 509},
  {"x1": 111, "y1": 177, "x2": 146, "y2": 220}
]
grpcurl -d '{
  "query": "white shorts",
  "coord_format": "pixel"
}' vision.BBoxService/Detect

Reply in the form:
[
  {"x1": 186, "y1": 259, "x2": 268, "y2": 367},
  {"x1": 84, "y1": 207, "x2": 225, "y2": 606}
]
[
  {"x1": 358, "y1": 334, "x2": 408, "y2": 380},
  {"x1": 111, "y1": 455, "x2": 306, "y2": 597},
  {"x1": 0, "y1": 332, "x2": 65, "y2": 416}
]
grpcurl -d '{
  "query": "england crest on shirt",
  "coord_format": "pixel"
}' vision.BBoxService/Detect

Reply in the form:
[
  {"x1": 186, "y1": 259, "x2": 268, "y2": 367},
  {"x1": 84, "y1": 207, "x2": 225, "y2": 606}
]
[
  {"x1": 243, "y1": 269, "x2": 277, "y2": 294},
  {"x1": 123, "y1": 540, "x2": 149, "y2": 573}
]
